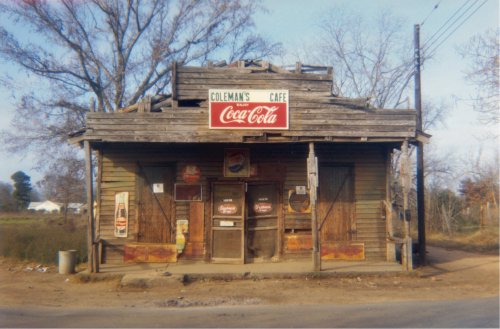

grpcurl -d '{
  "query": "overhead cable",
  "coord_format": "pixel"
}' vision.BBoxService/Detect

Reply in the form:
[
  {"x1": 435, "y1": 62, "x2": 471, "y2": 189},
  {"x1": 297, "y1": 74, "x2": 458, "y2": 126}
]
[
  {"x1": 424, "y1": 0, "x2": 488, "y2": 58},
  {"x1": 423, "y1": 0, "x2": 480, "y2": 51}
]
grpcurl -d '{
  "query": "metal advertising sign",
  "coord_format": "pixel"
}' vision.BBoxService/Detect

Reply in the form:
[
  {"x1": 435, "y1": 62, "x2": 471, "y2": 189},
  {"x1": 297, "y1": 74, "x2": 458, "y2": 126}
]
[
  {"x1": 209, "y1": 89, "x2": 289, "y2": 129},
  {"x1": 114, "y1": 192, "x2": 129, "y2": 238}
]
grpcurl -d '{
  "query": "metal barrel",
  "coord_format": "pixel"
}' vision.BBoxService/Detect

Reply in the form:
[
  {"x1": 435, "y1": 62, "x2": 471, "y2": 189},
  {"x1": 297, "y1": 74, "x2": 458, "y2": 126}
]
[{"x1": 58, "y1": 250, "x2": 77, "y2": 274}]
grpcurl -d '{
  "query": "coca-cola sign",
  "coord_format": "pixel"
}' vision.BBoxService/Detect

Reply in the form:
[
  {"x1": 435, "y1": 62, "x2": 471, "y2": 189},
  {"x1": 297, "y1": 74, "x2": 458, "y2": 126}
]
[{"x1": 209, "y1": 89, "x2": 289, "y2": 129}]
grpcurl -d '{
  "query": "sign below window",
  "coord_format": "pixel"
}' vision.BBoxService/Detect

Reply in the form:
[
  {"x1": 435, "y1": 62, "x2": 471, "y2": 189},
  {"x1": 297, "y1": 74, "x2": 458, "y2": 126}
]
[
  {"x1": 153, "y1": 183, "x2": 164, "y2": 193},
  {"x1": 209, "y1": 89, "x2": 289, "y2": 129},
  {"x1": 296, "y1": 186, "x2": 307, "y2": 195}
]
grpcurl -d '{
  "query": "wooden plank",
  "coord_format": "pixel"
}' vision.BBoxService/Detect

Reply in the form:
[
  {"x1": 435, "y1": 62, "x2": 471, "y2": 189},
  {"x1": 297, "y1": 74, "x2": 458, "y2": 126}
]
[
  {"x1": 284, "y1": 218, "x2": 311, "y2": 230},
  {"x1": 87, "y1": 108, "x2": 416, "y2": 119},
  {"x1": 285, "y1": 234, "x2": 312, "y2": 251},
  {"x1": 177, "y1": 79, "x2": 332, "y2": 90},
  {"x1": 176, "y1": 68, "x2": 332, "y2": 80},
  {"x1": 321, "y1": 242, "x2": 365, "y2": 260},
  {"x1": 183, "y1": 242, "x2": 204, "y2": 258},
  {"x1": 123, "y1": 243, "x2": 177, "y2": 263},
  {"x1": 84, "y1": 141, "x2": 95, "y2": 272},
  {"x1": 188, "y1": 202, "x2": 204, "y2": 243}
]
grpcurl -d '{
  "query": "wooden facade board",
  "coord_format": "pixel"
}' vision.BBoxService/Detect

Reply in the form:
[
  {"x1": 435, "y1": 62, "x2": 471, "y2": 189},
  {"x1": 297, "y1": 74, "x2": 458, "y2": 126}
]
[
  {"x1": 321, "y1": 242, "x2": 365, "y2": 260},
  {"x1": 123, "y1": 243, "x2": 177, "y2": 263},
  {"x1": 83, "y1": 102, "x2": 416, "y2": 143},
  {"x1": 285, "y1": 234, "x2": 312, "y2": 251},
  {"x1": 94, "y1": 141, "x2": 393, "y2": 264}
]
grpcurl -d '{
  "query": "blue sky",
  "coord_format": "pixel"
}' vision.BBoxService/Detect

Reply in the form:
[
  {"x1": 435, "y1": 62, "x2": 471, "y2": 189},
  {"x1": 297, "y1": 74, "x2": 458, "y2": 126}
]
[
  {"x1": 253, "y1": 0, "x2": 499, "y2": 165},
  {"x1": 0, "y1": 0, "x2": 498, "y2": 186}
]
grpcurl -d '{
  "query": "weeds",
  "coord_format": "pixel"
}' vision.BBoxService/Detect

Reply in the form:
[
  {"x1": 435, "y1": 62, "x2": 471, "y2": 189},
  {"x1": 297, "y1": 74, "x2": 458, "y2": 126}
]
[
  {"x1": 427, "y1": 227, "x2": 499, "y2": 254},
  {"x1": 0, "y1": 214, "x2": 87, "y2": 264}
]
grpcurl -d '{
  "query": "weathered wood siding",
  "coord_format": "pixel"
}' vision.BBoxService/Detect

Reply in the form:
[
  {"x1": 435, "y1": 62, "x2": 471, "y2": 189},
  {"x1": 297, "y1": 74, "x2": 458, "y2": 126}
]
[
  {"x1": 98, "y1": 143, "x2": 389, "y2": 263},
  {"x1": 99, "y1": 152, "x2": 137, "y2": 263},
  {"x1": 81, "y1": 65, "x2": 417, "y2": 144},
  {"x1": 316, "y1": 144, "x2": 388, "y2": 260},
  {"x1": 175, "y1": 66, "x2": 333, "y2": 101},
  {"x1": 84, "y1": 108, "x2": 416, "y2": 144}
]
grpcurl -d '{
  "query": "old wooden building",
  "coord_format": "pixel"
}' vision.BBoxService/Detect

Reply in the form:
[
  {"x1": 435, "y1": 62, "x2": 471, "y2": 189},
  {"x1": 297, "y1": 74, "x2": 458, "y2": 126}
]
[{"x1": 71, "y1": 60, "x2": 427, "y2": 271}]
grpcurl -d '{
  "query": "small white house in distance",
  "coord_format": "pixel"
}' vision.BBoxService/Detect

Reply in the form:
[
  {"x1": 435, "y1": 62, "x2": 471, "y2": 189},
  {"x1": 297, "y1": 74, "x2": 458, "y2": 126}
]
[
  {"x1": 67, "y1": 203, "x2": 84, "y2": 214},
  {"x1": 27, "y1": 200, "x2": 62, "y2": 213}
]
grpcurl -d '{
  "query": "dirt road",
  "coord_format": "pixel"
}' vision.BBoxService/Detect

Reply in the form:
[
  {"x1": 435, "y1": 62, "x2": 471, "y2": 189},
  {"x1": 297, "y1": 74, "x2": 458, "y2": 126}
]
[
  {"x1": 1, "y1": 297, "x2": 498, "y2": 328},
  {"x1": 0, "y1": 246, "x2": 498, "y2": 309}
]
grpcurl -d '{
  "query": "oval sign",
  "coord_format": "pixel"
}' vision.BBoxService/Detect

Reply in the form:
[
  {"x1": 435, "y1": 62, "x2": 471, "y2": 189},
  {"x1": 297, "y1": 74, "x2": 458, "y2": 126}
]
[
  {"x1": 253, "y1": 202, "x2": 273, "y2": 214},
  {"x1": 218, "y1": 203, "x2": 238, "y2": 215}
]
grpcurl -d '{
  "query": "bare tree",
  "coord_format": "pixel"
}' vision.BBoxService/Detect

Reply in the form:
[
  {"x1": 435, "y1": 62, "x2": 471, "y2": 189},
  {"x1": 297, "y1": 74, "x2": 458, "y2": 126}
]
[
  {"x1": 459, "y1": 28, "x2": 500, "y2": 125},
  {"x1": 36, "y1": 150, "x2": 86, "y2": 224},
  {"x1": 310, "y1": 8, "x2": 414, "y2": 108},
  {"x1": 0, "y1": 0, "x2": 282, "y2": 163}
]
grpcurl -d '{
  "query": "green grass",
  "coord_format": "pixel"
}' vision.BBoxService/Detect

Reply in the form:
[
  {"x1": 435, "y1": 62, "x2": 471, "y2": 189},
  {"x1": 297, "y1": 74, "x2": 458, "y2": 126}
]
[{"x1": 0, "y1": 213, "x2": 87, "y2": 264}]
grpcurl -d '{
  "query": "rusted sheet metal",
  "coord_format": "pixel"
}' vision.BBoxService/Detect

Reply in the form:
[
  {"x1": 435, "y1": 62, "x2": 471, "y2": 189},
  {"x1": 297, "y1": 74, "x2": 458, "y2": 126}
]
[
  {"x1": 285, "y1": 234, "x2": 312, "y2": 251},
  {"x1": 321, "y1": 242, "x2": 365, "y2": 260},
  {"x1": 182, "y1": 242, "x2": 204, "y2": 258},
  {"x1": 124, "y1": 243, "x2": 177, "y2": 263}
]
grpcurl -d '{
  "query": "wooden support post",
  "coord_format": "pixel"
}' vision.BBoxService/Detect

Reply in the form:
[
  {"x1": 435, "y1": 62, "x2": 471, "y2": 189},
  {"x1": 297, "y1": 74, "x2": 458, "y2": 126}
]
[
  {"x1": 385, "y1": 148, "x2": 396, "y2": 262},
  {"x1": 172, "y1": 61, "x2": 177, "y2": 101},
  {"x1": 84, "y1": 141, "x2": 95, "y2": 273},
  {"x1": 401, "y1": 140, "x2": 413, "y2": 271},
  {"x1": 308, "y1": 143, "x2": 320, "y2": 271}
]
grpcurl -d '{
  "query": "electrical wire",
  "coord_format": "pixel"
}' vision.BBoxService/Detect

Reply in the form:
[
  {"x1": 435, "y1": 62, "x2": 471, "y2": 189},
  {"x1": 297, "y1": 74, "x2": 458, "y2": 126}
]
[
  {"x1": 423, "y1": 0, "x2": 480, "y2": 52},
  {"x1": 422, "y1": 0, "x2": 472, "y2": 47},
  {"x1": 424, "y1": 0, "x2": 488, "y2": 58}
]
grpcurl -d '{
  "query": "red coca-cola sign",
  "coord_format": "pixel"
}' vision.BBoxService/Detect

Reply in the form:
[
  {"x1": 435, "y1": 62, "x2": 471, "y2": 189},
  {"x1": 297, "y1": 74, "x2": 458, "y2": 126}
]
[{"x1": 209, "y1": 89, "x2": 289, "y2": 129}]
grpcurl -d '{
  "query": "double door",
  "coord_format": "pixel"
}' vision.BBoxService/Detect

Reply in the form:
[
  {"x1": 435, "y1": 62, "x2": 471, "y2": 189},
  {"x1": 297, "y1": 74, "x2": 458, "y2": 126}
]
[{"x1": 211, "y1": 182, "x2": 279, "y2": 263}]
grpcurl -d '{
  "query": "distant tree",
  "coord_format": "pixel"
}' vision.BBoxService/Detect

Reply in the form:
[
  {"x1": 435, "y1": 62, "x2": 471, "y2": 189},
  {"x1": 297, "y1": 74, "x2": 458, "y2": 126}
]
[
  {"x1": 459, "y1": 174, "x2": 499, "y2": 228},
  {"x1": 459, "y1": 28, "x2": 500, "y2": 125},
  {"x1": 29, "y1": 188, "x2": 42, "y2": 203},
  {"x1": 10, "y1": 171, "x2": 32, "y2": 210},
  {"x1": 37, "y1": 151, "x2": 85, "y2": 223},
  {"x1": 426, "y1": 188, "x2": 463, "y2": 234},
  {"x1": 0, "y1": 181, "x2": 16, "y2": 211}
]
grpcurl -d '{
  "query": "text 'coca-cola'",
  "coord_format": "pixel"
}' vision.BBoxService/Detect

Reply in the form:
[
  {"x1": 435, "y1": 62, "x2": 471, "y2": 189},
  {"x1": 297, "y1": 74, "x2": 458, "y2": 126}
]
[{"x1": 210, "y1": 102, "x2": 288, "y2": 129}]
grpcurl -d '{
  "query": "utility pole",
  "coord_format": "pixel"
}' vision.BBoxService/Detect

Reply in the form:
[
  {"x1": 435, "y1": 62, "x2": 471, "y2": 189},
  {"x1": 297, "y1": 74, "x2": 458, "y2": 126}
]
[{"x1": 414, "y1": 24, "x2": 426, "y2": 265}]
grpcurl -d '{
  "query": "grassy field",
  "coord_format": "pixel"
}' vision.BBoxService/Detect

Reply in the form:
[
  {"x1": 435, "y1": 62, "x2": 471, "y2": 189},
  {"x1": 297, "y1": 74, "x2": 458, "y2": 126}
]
[
  {"x1": 427, "y1": 227, "x2": 499, "y2": 254},
  {"x1": 0, "y1": 212, "x2": 87, "y2": 264}
]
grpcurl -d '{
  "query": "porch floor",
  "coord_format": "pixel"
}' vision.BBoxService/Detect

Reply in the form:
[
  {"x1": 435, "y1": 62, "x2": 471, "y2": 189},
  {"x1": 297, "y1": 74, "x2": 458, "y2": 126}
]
[{"x1": 98, "y1": 259, "x2": 403, "y2": 276}]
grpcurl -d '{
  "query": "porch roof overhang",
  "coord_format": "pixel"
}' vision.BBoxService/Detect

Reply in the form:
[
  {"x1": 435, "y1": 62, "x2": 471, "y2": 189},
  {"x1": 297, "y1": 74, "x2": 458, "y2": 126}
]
[
  {"x1": 69, "y1": 107, "x2": 421, "y2": 146},
  {"x1": 69, "y1": 61, "x2": 426, "y2": 147}
]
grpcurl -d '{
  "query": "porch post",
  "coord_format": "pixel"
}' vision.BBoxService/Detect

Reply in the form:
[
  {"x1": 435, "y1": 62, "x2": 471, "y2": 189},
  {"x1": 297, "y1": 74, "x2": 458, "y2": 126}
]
[
  {"x1": 400, "y1": 140, "x2": 413, "y2": 271},
  {"x1": 84, "y1": 140, "x2": 95, "y2": 273},
  {"x1": 308, "y1": 143, "x2": 320, "y2": 271}
]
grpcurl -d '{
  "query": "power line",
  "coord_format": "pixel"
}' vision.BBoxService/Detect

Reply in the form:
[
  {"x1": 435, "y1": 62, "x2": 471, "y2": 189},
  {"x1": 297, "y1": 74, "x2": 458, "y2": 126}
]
[
  {"x1": 424, "y1": 0, "x2": 488, "y2": 58},
  {"x1": 423, "y1": 0, "x2": 480, "y2": 51}
]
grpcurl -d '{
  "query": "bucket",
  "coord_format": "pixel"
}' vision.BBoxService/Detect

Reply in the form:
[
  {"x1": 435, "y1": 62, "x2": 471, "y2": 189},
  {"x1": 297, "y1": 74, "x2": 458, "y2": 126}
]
[{"x1": 58, "y1": 250, "x2": 77, "y2": 274}]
